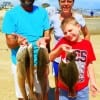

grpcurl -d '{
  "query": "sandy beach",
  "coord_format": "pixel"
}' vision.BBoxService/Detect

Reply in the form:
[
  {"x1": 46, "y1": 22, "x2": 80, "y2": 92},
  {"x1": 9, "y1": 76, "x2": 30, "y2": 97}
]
[{"x1": 0, "y1": 9, "x2": 100, "y2": 100}]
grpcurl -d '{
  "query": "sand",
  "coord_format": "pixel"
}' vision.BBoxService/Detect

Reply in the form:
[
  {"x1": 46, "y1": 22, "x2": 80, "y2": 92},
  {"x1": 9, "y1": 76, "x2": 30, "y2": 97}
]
[{"x1": 0, "y1": 9, "x2": 100, "y2": 100}]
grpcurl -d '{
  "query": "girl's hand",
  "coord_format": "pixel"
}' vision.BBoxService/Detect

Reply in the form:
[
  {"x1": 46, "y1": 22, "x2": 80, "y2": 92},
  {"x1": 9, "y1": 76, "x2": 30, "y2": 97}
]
[
  {"x1": 60, "y1": 44, "x2": 73, "y2": 52},
  {"x1": 90, "y1": 84, "x2": 100, "y2": 97}
]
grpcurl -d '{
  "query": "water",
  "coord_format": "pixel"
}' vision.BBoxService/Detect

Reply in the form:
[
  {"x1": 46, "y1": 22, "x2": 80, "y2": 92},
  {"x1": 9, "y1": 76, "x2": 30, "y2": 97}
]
[{"x1": 74, "y1": 9, "x2": 100, "y2": 16}]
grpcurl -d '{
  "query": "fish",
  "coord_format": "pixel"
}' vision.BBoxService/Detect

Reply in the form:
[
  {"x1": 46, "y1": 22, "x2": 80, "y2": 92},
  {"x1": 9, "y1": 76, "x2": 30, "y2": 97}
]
[
  {"x1": 37, "y1": 46, "x2": 50, "y2": 100},
  {"x1": 59, "y1": 52, "x2": 79, "y2": 98},
  {"x1": 16, "y1": 44, "x2": 37, "y2": 100}
]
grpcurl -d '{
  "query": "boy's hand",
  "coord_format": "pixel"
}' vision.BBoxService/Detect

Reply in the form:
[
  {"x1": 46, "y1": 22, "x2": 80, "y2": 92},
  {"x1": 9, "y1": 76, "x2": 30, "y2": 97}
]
[
  {"x1": 90, "y1": 84, "x2": 100, "y2": 97},
  {"x1": 60, "y1": 44, "x2": 73, "y2": 52}
]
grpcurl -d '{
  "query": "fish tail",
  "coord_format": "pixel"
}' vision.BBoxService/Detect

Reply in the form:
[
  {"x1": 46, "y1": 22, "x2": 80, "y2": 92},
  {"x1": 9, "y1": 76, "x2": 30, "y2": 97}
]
[{"x1": 68, "y1": 87, "x2": 77, "y2": 98}]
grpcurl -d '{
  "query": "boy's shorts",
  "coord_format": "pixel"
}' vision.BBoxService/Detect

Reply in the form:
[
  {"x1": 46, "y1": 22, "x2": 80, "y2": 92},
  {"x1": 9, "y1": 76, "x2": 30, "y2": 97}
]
[
  {"x1": 59, "y1": 86, "x2": 89, "y2": 100},
  {"x1": 11, "y1": 63, "x2": 41, "y2": 98},
  {"x1": 52, "y1": 61, "x2": 59, "y2": 77}
]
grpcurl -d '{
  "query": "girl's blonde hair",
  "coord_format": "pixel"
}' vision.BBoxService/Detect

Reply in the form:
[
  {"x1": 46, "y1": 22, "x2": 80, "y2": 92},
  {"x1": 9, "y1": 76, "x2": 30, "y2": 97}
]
[{"x1": 61, "y1": 17, "x2": 79, "y2": 31}]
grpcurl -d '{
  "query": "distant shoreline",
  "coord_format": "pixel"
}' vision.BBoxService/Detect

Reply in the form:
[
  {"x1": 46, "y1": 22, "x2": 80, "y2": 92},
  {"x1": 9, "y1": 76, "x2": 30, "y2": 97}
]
[{"x1": 0, "y1": 9, "x2": 100, "y2": 34}]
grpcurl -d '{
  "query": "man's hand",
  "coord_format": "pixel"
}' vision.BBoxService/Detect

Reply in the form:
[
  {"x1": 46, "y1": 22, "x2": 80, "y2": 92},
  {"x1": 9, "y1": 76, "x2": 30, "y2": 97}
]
[
  {"x1": 37, "y1": 37, "x2": 50, "y2": 47},
  {"x1": 6, "y1": 34, "x2": 28, "y2": 49},
  {"x1": 15, "y1": 34, "x2": 28, "y2": 46}
]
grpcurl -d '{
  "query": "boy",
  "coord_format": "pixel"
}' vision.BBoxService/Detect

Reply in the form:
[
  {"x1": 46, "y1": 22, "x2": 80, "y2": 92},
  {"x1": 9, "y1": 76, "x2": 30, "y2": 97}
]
[{"x1": 49, "y1": 17, "x2": 99, "y2": 100}]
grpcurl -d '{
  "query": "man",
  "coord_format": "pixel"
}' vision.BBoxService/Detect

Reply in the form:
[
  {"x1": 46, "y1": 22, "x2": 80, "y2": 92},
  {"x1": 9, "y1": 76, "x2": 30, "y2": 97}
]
[{"x1": 2, "y1": 0, "x2": 50, "y2": 100}]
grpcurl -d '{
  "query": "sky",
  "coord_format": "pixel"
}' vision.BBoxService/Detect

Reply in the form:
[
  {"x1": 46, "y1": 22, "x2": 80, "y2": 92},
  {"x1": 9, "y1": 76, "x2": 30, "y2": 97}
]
[
  {"x1": 73, "y1": 0, "x2": 100, "y2": 9},
  {"x1": 0, "y1": 0, "x2": 100, "y2": 9}
]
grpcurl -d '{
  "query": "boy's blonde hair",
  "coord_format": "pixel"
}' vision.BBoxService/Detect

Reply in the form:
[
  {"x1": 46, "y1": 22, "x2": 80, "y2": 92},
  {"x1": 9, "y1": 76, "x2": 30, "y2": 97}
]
[{"x1": 61, "y1": 17, "x2": 79, "y2": 31}]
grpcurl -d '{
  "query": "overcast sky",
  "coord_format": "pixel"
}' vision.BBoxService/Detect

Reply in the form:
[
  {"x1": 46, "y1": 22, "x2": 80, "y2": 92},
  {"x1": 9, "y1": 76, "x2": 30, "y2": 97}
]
[{"x1": 0, "y1": 0, "x2": 100, "y2": 9}]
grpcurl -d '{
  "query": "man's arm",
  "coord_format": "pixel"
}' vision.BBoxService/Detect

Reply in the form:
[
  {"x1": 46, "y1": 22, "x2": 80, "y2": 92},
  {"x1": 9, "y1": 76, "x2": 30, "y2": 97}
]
[
  {"x1": 5, "y1": 33, "x2": 28, "y2": 49},
  {"x1": 6, "y1": 34, "x2": 19, "y2": 49}
]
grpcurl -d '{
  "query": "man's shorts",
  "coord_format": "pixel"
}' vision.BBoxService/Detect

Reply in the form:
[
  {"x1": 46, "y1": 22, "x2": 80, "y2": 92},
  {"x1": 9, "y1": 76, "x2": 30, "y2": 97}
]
[
  {"x1": 11, "y1": 63, "x2": 41, "y2": 98},
  {"x1": 52, "y1": 61, "x2": 59, "y2": 77}
]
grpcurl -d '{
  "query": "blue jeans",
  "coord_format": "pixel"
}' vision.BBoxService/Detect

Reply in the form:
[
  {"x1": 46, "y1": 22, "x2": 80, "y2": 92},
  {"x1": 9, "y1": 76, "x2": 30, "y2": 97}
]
[{"x1": 59, "y1": 87, "x2": 89, "y2": 100}]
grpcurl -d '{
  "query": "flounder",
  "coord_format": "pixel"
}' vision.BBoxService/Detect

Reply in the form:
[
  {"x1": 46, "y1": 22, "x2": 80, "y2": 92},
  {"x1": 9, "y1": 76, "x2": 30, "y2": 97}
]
[{"x1": 59, "y1": 52, "x2": 79, "y2": 98}]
